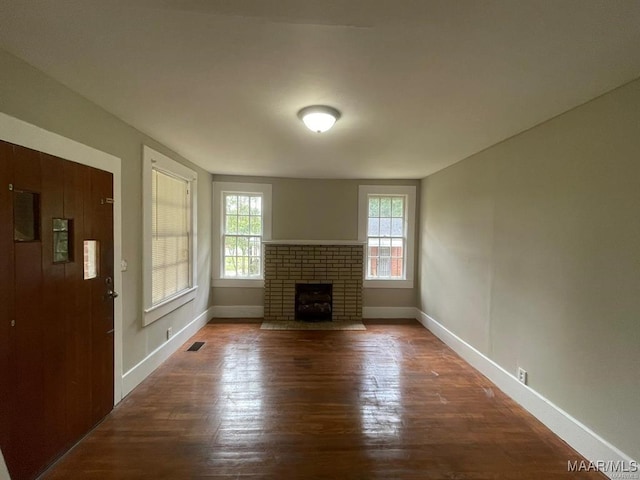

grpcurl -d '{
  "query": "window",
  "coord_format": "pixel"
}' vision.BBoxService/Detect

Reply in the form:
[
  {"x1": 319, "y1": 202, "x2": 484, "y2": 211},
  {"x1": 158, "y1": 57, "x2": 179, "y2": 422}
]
[
  {"x1": 359, "y1": 185, "x2": 416, "y2": 288},
  {"x1": 143, "y1": 146, "x2": 197, "y2": 325},
  {"x1": 223, "y1": 193, "x2": 262, "y2": 278},
  {"x1": 213, "y1": 182, "x2": 272, "y2": 287}
]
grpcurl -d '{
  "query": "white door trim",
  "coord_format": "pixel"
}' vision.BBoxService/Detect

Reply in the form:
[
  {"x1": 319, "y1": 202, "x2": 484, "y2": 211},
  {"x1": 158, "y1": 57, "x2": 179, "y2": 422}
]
[{"x1": 0, "y1": 112, "x2": 124, "y2": 405}]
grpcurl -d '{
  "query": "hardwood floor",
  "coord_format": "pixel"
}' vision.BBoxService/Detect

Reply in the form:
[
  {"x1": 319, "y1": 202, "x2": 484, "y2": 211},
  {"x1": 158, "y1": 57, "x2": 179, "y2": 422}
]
[{"x1": 42, "y1": 320, "x2": 604, "y2": 479}]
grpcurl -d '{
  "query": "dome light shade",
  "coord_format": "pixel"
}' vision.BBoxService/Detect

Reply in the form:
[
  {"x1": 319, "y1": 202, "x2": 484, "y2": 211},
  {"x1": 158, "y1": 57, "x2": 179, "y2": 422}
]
[{"x1": 297, "y1": 105, "x2": 341, "y2": 133}]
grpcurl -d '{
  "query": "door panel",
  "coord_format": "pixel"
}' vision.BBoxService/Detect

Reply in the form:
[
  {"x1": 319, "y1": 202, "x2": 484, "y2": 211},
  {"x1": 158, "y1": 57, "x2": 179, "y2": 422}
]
[
  {"x1": 40, "y1": 154, "x2": 70, "y2": 460},
  {"x1": 0, "y1": 140, "x2": 116, "y2": 480},
  {"x1": 63, "y1": 161, "x2": 93, "y2": 440},
  {"x1": 89, "y1": 168, "x2": 115, "y2": 424},
  {"x1": 11, "y1": 145, "x2": 46, "y2": 480}
]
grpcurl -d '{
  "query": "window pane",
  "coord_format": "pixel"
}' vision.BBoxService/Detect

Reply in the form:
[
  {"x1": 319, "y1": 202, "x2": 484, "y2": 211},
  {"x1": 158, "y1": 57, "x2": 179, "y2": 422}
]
[
  {"x1": 14, "y1": 191, "x2": 40, "y2": 242},
  {"x1": 225, "y1": 194, "x2": 237, "y2": 214},
  {"x1": 378, "y1": 257, "x2": 391, "y2": 277},
  {"x1": 238, "y1": 195, "x2": 250, "y2": 215},
  {"x1": 368, "y1": 237, "x2": 380, "y2": 250},
  {"x1": 225, "y1": 215, "x2": 237, "y2": 234},
  {"x1": 236, "y1": 236, "x2": 249, "y2": 255},
  {"x1": 53, "y1": 218, "x2": 72, "y2": 263},
  {"x1": 368, "y1": 218, "x2": 379, "y2": 236},
  {"x1": 237, "y1": 215, "x2": 250, "y2": 234},
  {"x1": 391, "y1": 218, "x2": 403, "y2": 236},
  {"x1": 379, "y1": 217, "x2": 391, "y2": 236},
  {"x1": 250, "y1": 216, "x2": 262, "y2": 235},
  {"x1": 249, "y1": 237, "x2": 261, "y2": 256},
  {"x1": 249, "y1": 257, "x2": 260, "y2": 275},
  {"x1": 250, "y1": 196, "x2": 262, "y2": 215},
  {"x1": 380, "y1": 197, "x2": 392, "y2": 217},
  {"x1": 83, "y1": 240, "x2": 99, "y2": 279},
  {"x1": 392, "y1": 197, "x2": 404, "y2": 217},
  {"x1": 368, "y1": 197, "x2": 380, "y2": 217},
  {"x1": 225, "y1": 256, "x2": 237, "y2": 277},
  {"x1": 239, "y1": 256, "x2": 249, "y2": 276},
  {"x1": 224, "y1": 236, "x2": 237, "y2": 256}
]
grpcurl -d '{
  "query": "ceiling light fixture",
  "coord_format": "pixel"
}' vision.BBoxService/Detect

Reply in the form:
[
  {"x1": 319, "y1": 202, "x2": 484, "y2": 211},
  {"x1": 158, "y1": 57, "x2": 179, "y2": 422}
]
[{"x1": 297, "y1": 105, "x2": 341, "y2": 133}]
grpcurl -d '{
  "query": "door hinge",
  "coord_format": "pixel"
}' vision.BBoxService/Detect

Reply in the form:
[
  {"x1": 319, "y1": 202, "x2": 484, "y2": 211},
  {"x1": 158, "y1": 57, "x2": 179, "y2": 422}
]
[{"x1": 101, "y1": 197, "x2": 115, "y2": 205}]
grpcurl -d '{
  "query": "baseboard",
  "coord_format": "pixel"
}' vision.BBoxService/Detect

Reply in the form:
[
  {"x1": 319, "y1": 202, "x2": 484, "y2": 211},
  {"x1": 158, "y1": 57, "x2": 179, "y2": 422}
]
[
  {"x1": 210, "y1": 305, "x2": 264, "y2": 318},
  {"x1": 416, "y1": 310, "x2": 636, "y2": 478},
  {"x1": 362, "y1": 306, "x2": 419, "y2": 319},
  {"x1": 121, "y1": 306, "x2": 213, "y2": 397}
]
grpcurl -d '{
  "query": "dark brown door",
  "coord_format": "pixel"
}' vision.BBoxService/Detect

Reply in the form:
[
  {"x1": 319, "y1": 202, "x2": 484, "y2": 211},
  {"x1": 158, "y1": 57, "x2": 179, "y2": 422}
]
[{"x1": 0, "y1": 140, "x2": 116, "y2": 480}]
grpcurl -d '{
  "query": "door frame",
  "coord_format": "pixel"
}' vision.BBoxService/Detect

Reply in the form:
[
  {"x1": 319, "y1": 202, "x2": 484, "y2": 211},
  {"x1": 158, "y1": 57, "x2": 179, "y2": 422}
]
[{"x1": 0, "y1": 112, "x2": 124, "y2": 405}]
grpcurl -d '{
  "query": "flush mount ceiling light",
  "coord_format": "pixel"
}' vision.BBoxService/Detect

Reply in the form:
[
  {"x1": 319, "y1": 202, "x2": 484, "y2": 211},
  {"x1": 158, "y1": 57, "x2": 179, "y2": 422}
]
[{"x1": 297, "y1": 105, "x2": 341, "y2": 133}]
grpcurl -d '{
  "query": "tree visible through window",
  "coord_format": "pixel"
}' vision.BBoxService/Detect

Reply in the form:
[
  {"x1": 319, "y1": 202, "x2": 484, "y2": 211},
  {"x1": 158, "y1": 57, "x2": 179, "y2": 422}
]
[
  {"x1": 223, "y1": 193, "x2": 263, "y2": 278},
  {"x1": 367, "y1": 195, "x2": 405, "y2": 279}
]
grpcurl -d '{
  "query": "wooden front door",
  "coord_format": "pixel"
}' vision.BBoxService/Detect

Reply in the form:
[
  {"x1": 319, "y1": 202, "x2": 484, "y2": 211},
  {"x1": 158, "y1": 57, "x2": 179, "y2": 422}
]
[{"x1": 0, "y1": 139, "x2": 116, "y2": 480}]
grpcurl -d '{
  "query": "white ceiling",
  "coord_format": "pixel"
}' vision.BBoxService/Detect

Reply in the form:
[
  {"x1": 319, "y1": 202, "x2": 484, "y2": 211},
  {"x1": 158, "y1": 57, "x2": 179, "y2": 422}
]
[{"x1": 1, "y1": 0, "x2": 640, "y2": 179}]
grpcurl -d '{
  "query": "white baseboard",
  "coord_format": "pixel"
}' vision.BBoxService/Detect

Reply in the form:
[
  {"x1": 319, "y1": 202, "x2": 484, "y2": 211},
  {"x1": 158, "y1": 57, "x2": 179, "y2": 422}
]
[
  {"x1": 416, "y1": 310, "x2": 636, "y2": 478},
  {"x1": 363, "y1": 306, "x2": 418, "y2": 319},
  {"x1": 210, "y1": 305, "x2": 264, "y2": 318},
  {"x1": 121, "y1": 306, "x2": 213, "y2": 397}
]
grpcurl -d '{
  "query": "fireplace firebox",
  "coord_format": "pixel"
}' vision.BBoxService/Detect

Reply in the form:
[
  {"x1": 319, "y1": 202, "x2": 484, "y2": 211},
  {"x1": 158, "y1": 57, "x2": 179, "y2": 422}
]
[{"x1": 295, "y1": 283, "x2": 332, "y2": 322}]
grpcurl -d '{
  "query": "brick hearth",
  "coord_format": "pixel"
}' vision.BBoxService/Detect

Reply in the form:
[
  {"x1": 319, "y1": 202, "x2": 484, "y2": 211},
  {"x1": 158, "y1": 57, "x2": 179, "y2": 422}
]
[{"x1": 264, "y1": 243, "x2": 364, "y2": 321}]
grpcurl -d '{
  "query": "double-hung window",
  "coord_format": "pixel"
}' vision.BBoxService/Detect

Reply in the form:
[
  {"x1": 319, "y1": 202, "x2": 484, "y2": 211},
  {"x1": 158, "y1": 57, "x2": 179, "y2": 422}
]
[
  {"x1": 213, "y1": 182, "x2": 272, "y2": 287},
  {"x1": 359, "y1": 185, "x2": 416, "y2": 288},
  {"x1": 223, "y1": 193, "x2": 262, "y2": 278},
  {"x1": 143, "y1": 146, "x2": 198, "y2": 325}
]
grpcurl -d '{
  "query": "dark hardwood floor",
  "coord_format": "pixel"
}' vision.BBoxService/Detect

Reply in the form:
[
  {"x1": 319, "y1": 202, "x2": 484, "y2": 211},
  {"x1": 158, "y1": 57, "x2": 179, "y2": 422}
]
[{"x1": 41, "y1": 320, "x2": 604, "y2": 479}]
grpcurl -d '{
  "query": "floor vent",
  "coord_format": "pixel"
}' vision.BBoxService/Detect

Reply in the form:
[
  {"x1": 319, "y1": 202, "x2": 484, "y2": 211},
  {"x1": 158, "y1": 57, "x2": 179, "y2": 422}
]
[{"x1": 187, "y1": 342, "x2": 205, "y2": 352}]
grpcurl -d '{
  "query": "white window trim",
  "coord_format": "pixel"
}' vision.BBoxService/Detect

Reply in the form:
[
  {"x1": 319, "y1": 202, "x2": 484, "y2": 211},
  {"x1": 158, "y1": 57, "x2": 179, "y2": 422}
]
[
  {"x1": 212, "y1": 182, "x2": 272, "y2": 288},
  {"x1": 142, "y1": 146, "x2": 198, "y2": 326},
  {"x1": 358, "y1": 185, "x2": 416, "y2": 289}
]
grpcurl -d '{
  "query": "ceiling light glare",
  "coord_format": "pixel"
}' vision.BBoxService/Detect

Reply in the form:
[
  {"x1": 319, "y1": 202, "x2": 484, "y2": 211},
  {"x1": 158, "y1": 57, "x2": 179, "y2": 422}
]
[{"x1": 297, "y1": 105, "x2": 341, "y2": 133}]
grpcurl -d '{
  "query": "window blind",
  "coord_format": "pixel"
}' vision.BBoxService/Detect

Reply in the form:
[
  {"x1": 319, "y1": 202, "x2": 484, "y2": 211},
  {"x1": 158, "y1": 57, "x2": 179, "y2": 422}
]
[{"x1": 151, "y1": 168, "x2": 191, "y2": 305}]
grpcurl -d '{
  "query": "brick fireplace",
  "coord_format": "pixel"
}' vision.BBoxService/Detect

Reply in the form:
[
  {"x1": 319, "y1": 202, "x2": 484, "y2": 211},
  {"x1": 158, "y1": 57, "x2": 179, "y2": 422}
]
[{"x1": 263, "y1": 242, "x2": 364, "y2": 321}]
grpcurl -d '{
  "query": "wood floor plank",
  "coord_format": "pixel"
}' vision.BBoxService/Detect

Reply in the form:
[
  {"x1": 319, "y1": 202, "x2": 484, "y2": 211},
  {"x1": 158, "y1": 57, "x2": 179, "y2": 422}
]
[{"x1": 41, "y1": 321, "x2": 605, "y2": 479}]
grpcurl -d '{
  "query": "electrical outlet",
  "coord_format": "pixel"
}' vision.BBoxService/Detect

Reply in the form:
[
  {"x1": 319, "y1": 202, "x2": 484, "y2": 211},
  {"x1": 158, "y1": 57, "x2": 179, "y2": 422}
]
[
  {"x1": 517, "y1": 367, "x2": 528, "y2": 385},
  {"x1": 167, "y1": 327, "x2": 173, "y2": 340}
]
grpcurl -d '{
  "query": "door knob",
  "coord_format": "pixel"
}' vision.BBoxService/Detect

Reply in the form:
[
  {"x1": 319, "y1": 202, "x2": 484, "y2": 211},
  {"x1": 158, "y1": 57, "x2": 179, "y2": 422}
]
[{"x1": 105, "y1": 276, "x2": 118, "y2": 299}]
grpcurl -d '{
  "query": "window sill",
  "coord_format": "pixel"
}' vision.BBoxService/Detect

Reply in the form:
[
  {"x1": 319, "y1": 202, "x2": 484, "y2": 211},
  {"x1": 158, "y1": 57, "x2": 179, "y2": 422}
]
[
  {"x1": 143, "y1": 286, "x2": 198, "y2": 326},
  {"x1": 364, "y1": 279, "x2": 414, "y2": 289},
  {"x1": 212, "y1": 278, "x2": 264, "y2": 288}
]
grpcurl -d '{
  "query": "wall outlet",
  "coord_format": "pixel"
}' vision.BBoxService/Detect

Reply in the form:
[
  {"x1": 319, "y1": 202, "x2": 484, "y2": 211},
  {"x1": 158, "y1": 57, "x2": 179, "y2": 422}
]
[
  {"x1": 167, "y1": 327, "x2": 173, "y2": 340},
  {"x1": 517, "y1": 367, "x2": 528, "y2": 385}
]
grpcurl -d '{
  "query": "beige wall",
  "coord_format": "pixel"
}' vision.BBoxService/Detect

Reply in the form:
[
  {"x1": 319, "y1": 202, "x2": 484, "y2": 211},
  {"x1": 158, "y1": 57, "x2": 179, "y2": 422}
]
[
  {"x1": 0, "y1": 50, "x2": 213, "y2": 373},
  {"x1": 419, "y1": 79, "x2": 640, "y2": 460},
  {"x1": 212, "y1": 175, "x2": 420, "y2": 309}
]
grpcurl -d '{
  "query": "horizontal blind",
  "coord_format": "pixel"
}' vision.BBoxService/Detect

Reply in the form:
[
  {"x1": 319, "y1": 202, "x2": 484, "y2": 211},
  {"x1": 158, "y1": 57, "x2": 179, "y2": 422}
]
[{"x1": 152, "y1": 168, "x2": 190, "y2": 305}]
